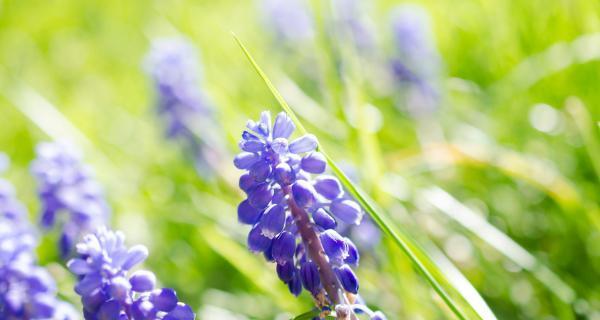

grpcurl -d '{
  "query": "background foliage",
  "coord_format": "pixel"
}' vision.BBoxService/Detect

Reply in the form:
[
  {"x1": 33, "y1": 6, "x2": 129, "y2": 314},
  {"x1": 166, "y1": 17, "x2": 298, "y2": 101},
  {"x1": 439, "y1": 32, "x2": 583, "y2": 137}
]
[{"x1": 0, "y1": 0, "x2": 599, "y2": 319}]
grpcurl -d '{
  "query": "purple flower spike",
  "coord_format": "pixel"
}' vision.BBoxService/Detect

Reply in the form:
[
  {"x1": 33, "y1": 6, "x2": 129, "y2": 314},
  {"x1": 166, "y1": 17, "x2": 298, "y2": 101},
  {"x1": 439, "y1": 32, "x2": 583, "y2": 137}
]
[
  {"x1": 234, "y1": 111, "x2": 380, "y2": 314},
  {"x1": 31, "y1": 142, "x2": 109, "y2": 257},
  {"x1": 67, "y1": 227, "x2": 195, "y2": 320},
  {"x1": 145, "y1": 37, "x2": 226, "y2": 178},
  {"x1": 389, "y1": 4, "x2": 442, "y2": 118},
  {"x1": 0, "y1": 171, "x2": 77, "y2": 319},
  {"x1": 261, "y1": 0, "x2": 314, "y2": 44}
]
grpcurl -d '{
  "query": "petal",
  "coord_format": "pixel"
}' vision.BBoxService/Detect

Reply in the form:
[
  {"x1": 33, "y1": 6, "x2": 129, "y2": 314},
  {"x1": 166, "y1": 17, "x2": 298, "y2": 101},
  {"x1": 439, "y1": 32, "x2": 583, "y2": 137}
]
[
  {"x1": 312, "y1": 208, "x2": 337, "y2": 230},
  {"x1": 122, "y1": 245, "x2": 149, "y2": 270},
  {"x1": 271, "y1": 137, "x2": 289, "y2": 154},
  {"x1": 320, "y1": 230, "x2": 348, "y2": 265},
  {"x1": 233, "y1": 152, "x2": 260, "y2": 169},
  {"x1": 237, "y1": 199, "x2": 263, "y2": 225},
  {"x1": 150, "y1": 288, "x2": 178, "y2": 311},
  {"x1": 247, "y1": 224, "x2": 272, "y2": 253},
  {"x1": 314, "y1": 175, "x2": 343, "y2": 200},
  {"x1": 239, "y1": 139, "x2": 265, "y2": 153},
  {"x1": 330, "y1": 199, "x2": 362, "y2": 225},
  {"x1": 259, "y1": 205, "x2": 286, "y2": 239},
  {"x1": 300, "y1": 152, "x2": 326, "y2": 174},
  {"x1": 67, "y1": 258, "x2": 91, "y2": 275},
  {"x1": 344, "y1": 238, "x2": 360, "y2": 266},
  {"x1": 276, "y1": 262, "x2": 295, "y2": 282},
  {"x1": 292, "y1": 180, "x2": 317, "y2": 208},
  {"x1": 97, "y1": 300, "x2": 122, "y2": 320},
  {"x1": 238, "y1": 173, "x2": 258, "y2": 193},
  {"x1": 287, "y1": 268, "x2": 303, "y2": 296},
  {"x1": 75, "y1": 273, "x2": 103, "y2": 296},
  {"x1": 271, "y1": 231, "x2": 296, "y2": 264},
  {"x1": 164, "y1": 302, "x2": 195, "y2": 320},
  {"x1": 130, "y1": 270, "x2": 156, "y2": 292},
  {"x1": 289, "y1": 134, "x2": 318, "y2": 154},
  {"x1": 274, "y1": 163, "x2": 296, "y2": 186},
  {"x1": 109, "y1": 276, "x2": 132, "y2": 301},
  {"x1": 300, "y1": 261, "x2": 321, "y2": 295},
  {"x1": 258, "y1": 111, "x2": 272, "y2": 137},
  {"x1": 249, "y1": 160, "x2": 272, "y2": 182},
  {"x1": 273, "y1": 112, "x2": 295, "y2": 139},
  {"x1": 335, "y1": 264, "x2": 359, "y2": 294},
  {"x1": 248, "y1": 183, "x2": 273, "y2": 209}
]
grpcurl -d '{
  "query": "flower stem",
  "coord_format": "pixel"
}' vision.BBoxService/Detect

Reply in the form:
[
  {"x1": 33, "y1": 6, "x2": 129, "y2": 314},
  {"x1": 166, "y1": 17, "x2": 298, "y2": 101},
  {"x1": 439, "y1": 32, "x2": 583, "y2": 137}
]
[{"x1": 284, "y1": 186, "x2": 342, "y2": 305}]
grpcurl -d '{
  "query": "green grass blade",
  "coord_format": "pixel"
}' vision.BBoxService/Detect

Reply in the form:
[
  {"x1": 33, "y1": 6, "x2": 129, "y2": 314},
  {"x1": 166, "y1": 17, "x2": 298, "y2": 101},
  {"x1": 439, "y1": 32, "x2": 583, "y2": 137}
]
[
  {"x1": 233, "y1": 35, "x2": 486, "y2": 320},
  {"x1": 418, "y1": 187, "x2": 576, "y2": 304},
  {"x1": 566, "y1": 97, "x2": 600, "y2": 182}
]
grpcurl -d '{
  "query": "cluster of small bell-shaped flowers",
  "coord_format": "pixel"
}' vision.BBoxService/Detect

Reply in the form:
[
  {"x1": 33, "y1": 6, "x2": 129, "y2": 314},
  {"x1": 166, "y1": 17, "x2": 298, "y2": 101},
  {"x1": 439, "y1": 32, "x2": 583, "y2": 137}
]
[
  {"x1": 260, "y1": 0, "x2": 314, "y2": 44},
  {"x1": 145, "y1": 38, "x2": 212, "y2": 140},
  {"x1": 329, "y1": 0, "x2": 377, "y2": 53},
  {"x1": 389, "y1": 4, "x2": 442, "y2": 117},
  {"x1": 0, "y1": 177, "x2": 77, "y2": 319},
  {"x1": 67, "y1": 227, "x2": 195, "y2": 320},
  {"x1": 234, "y1": 111, "x2": 364, "y2": 299},
  {"x1": 145, "y1": 38, "x2": 225, "y2": 178},
  {"x1": 31, "y1": 142, "x2": 109, "y2": 257}
]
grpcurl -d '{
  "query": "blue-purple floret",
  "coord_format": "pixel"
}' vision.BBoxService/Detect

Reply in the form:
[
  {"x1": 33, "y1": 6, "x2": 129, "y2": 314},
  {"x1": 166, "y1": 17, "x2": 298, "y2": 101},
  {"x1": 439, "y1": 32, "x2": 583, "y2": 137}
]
[
  {"x1": 389, "y1": 4, "x2": 442, "y2": 117},
  {"x1": 67, "y1": 227, "x2": 195, "y2": 320},
  {"x1": 0, "y1": 177, "x2": 77, "y2": 320},
  {"x1": 31, "y1": 142, "x2": 109, "y2": 257},
  {"x1": 234, "y1": 111, "x2": 364, "y2": 300}
]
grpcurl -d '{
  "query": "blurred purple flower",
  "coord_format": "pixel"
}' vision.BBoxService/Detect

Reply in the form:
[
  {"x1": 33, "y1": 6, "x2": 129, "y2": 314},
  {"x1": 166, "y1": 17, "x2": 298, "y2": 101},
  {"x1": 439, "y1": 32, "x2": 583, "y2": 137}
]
[
  {"x1": 31, "y1": 142, "x2": 109, "y2": 257},
  {"x1": 260, "y1": 0, "x2": 314, "y2": 43},
  {"x1": 0, "y1": 174, "x2": 76, "y2": 319},
  {"x1": 330, "y1": 0, "x2": 376, "y2": 52},
  {"x1": 145, "y1": 37, "x2": 225, "y2": 178},
  {"x1": 67, "y1": 227, "x2": 195, "y2": 320},
  {"x1": 389, "y1": 4, "x2": 442, "y2": 117}
]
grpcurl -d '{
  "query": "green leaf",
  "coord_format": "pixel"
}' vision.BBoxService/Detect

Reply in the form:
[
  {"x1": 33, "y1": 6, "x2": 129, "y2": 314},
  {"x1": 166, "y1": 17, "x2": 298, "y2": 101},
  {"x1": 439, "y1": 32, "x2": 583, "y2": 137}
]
[{"x1": 233, "y1": 34, "x2": 489, "y2": 320}]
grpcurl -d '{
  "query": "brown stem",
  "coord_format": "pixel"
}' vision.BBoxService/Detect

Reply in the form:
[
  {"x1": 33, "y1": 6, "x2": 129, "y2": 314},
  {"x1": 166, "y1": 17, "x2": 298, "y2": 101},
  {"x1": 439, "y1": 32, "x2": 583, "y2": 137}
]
[{"x1": 284, "y1": 185, "x2": 342, "y2": 305}]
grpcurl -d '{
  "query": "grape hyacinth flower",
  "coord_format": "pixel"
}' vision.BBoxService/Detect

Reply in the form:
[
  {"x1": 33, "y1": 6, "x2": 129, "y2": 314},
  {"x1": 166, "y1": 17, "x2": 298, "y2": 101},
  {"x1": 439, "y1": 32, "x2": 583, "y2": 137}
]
[
  {"x1": 389, "y1": 4, "x2": 442, "y2": 117},
  {"x1": 0, "y1": 175, "x2": 76, "y2": 319},
  {"x1": 145, "y1": 37, "x2": 225, "y2": 178},
  {"x1": 67, "y1": 227, "x2": 195, "y2": 320},
  {"x1": 31, "y1": 142, "x2": 109, "y2": 257},
  {"x1": 330, "y1": 0, "x2": 376, "y2": 53},
  {"x1": 234, "y1": 111, "x2": 384, "y2": 318},
  {"x1": 260, "y1": 0, "x2": 314, "y2": 44}
]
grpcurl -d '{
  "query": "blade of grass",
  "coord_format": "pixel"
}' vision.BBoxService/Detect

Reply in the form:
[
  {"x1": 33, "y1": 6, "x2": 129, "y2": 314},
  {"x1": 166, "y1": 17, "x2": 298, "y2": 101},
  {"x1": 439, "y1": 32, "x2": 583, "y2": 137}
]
[
  {"x1": 417, "y1": 187, "x2": 576, "y2": 304},
  {"x1": 565, "y1": 97, "x2": 600, "y2": 182},
  {"x1": 233, "y1": 34, "x2": 486, "y2": 320}
]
